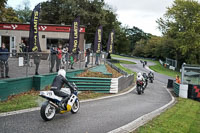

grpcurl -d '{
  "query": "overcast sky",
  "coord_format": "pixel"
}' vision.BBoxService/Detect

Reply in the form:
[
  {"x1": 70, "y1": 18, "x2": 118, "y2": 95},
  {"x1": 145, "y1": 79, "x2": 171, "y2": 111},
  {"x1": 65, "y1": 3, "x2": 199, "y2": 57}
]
[{"x1": 7, "y1": 0, "x2": 177, "y2": 36}]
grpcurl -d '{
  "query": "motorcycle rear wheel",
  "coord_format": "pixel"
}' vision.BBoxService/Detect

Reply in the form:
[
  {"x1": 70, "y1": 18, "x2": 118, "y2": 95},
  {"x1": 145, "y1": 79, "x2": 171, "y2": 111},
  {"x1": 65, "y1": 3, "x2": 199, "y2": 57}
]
[{"x1": 40, "y1": 101, "x2": 56, "y2": 121}]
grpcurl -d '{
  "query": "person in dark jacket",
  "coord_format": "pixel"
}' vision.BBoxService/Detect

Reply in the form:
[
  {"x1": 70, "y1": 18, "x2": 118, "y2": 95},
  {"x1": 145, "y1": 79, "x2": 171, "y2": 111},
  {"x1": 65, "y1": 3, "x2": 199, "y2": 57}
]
[
  {"x1": 0, "y1": 43, "x2": 9, "y2": 78},
  {"x1": 51, "y1": 69, "x2": 75, "y2": 109},
  {"x1": 50, "y1": 46, "x2": 57, "y2": 73},
  {"x1": 85, "y1": 48, "x2": 90, "y2": 67},
  {"x1": 33, "y1": 51, "x2": 41, "y2": 75}
]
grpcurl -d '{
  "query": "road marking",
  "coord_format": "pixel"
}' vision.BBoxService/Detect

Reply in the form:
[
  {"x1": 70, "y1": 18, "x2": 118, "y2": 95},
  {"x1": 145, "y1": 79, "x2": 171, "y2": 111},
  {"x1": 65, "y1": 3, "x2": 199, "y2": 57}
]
[{"x1": 0, "y1": 86, "x2": 136, "y2": 117}]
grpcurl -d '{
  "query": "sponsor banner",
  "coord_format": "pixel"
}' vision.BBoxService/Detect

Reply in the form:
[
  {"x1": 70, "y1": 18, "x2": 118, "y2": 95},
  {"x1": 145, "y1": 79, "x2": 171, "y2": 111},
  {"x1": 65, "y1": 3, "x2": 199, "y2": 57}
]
[
  {"x1": 107, "y1": 30, "x2": 115, "y2": 53},
  {"x1": 94, "y1": 26, "x2": 103, "y2": 53},
  {"x1": 28, "y1": 3, "x2": 41, "y2": 52},
  {"x1": 69, "y1": 17, "x2": 80, "y2": 53}
]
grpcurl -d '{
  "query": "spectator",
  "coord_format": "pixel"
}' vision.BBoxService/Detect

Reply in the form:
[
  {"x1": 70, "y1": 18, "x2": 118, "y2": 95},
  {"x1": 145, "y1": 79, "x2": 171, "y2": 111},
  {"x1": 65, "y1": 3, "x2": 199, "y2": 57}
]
[
  {"x1": 70, "y1": 54, "x2": 74, "y2": 69},
  {"x1": 85, "y1": 48, "x2": 91, "y2": 67},
  {"x1": 50, "y1": 46, "x2": 57, "y2": 73},
  {"x1": 95, "y1": 53, "x2": 100, "y2": 65},
  {"x1": 19, "y1": 39, "x2": 26, "y2": 53},
  {"x1": 33, "y1": 51, "x2": 41, "y2": 75},
  {"x1": 62, "y1": 47, "x2": 69, "y2": 65},
  {"x1": 56, "y1": 44, "x2": 62, "y2": 72},
  {"x1": 0, "y1": 43, "x2": 9, "y2": 78},
  {"x1": 176, "y1": 75, "x2": 181, "y2": 84}
]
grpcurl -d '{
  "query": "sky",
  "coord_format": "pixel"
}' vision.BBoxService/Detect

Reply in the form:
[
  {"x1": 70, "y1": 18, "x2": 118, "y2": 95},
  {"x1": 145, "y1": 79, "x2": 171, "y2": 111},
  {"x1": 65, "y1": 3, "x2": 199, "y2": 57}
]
[{"x1": 7, "y1": 0, "x2": 176, "y2": 36}]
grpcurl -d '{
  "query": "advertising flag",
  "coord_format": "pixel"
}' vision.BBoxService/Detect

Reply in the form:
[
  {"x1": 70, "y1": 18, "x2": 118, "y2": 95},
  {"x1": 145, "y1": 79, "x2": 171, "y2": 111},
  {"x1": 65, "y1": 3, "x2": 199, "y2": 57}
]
[
  {"x1": 69, "y1": 17, "x2": 80, "y2": 53},
  {"x1": 28, "y1": 3, "x2": 41, "y2": 52},
  {"x1": 107, "y1": 30, "x2": 115, "y2": 53},
  {"x1": 94, "y1": 26, "x2": 103, "y2": 53}
]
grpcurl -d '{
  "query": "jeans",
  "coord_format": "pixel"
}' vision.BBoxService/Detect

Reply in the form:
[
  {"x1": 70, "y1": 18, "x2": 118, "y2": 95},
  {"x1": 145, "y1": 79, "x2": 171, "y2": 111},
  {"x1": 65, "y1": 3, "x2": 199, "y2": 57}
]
[{"x1": 0, "y1": 60, "x2": 9, "y2": 77}]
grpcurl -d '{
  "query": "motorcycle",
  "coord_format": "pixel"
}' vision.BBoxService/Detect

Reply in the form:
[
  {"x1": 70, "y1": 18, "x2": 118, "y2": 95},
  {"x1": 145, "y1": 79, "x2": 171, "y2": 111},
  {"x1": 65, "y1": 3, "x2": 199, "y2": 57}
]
[
  {"x1": 142, "y1": 73, "x2": 148, "y2": 89},
  {"x1": 136, "y1": 80, "x2": 144, "y2": 95},
  {"x1": 39, "y1": 83, "x2": 80, "y2": 121},
  {"x1": 149, "y1": 76, "x2": 154, "y2": 83},
  {"x1": 148, "y1": 72, "x2": 154, "y2": 83}
]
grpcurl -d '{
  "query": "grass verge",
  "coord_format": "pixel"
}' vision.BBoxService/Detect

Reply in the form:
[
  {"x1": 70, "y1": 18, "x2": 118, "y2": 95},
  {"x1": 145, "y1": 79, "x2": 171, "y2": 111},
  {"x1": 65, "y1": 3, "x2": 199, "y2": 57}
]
[
  {"x1": 134, "y1": 98, "x2": 200, "y2": 133},
  {"x1": 0, "y1": 90, "x2": 113, "y2": 113},
  {"x1": 149, "y1": 61, "x2": 181, "y2": 78},
  {"x1": 112, "y1": 54, "x2": 181, "y2": 78}
]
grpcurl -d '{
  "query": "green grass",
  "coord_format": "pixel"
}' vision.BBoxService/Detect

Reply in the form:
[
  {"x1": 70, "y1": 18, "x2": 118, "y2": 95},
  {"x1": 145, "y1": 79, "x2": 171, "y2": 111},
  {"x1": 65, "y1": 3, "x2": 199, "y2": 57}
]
[
  {"x1": 0, "y1": 93, "x2": 42, "y2": 113},
  {"x1": 78, "y1": 91, "x2": 111, "y2": 100},
  {"x1": 135, "y1": 98, "x2": 200, "y2": 133},
  {"x1": 112, "y1": 59, "x2": 136, "y2": 65},
  {"x1": 112, "y1": 60, "x2": 137, "y2": 80},
  {"x1": 112, "y1": 54, "x2": 181, "y2": 78},
  {"x1": 149, "y1": 61, "x2": 181, "y2": 78},
  {"x1": 0, "y1": 91, "x2": 113, "y2": 113}
]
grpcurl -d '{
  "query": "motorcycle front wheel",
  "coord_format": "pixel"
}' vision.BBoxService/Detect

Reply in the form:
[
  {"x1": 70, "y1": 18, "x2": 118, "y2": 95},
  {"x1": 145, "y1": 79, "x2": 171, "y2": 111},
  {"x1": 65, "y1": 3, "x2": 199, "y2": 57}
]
[
  {"x1": 40, "y1": 101, "x2": 56, "y2": 121},
  {"x1": 71, "y1": 99, "x2": 80, "y2": 114},
  {"x1": 137, "y1": 86, "x2": 142, "y2": 95}
]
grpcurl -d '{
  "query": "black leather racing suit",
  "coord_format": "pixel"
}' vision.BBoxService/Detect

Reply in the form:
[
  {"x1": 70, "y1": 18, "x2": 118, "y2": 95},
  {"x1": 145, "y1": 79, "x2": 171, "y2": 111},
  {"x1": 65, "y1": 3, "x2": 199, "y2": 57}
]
[{"x1": 51, "y1": 75, "x2": 74, "y2": 99}]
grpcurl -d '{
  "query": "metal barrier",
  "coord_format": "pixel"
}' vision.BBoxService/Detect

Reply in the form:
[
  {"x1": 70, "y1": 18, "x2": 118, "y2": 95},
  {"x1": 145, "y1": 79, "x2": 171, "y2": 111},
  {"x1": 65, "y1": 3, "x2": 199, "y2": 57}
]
[
  {"x1": 105, "y1": 60, "x2": 128, "y2": 76},
  {"x1": 173, "y1": 82, "x2": 180, "y2": 96},
  {"x1": 0, "y1": 51, "x2": 107, "y2": 79}
]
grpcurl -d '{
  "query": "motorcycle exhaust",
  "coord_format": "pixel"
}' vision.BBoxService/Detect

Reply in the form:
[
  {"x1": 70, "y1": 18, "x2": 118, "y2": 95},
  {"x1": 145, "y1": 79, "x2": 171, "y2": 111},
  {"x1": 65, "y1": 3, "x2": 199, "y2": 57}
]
[{"x1": 49, "y1": 101, "x2": 59, "y2": 108}]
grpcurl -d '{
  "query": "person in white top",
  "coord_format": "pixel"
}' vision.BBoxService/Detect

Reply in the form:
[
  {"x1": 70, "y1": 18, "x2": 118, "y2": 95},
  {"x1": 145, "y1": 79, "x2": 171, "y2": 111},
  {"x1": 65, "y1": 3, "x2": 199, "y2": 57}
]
[{"x1": 137, "y1": 72, "x2": 145, "y2": 81}]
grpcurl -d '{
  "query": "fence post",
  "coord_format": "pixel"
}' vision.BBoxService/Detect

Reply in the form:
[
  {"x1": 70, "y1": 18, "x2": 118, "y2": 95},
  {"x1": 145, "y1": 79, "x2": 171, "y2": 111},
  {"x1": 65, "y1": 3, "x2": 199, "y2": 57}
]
[{"x1": 26, "y1": 52, "x2": 29, "y2": 77}]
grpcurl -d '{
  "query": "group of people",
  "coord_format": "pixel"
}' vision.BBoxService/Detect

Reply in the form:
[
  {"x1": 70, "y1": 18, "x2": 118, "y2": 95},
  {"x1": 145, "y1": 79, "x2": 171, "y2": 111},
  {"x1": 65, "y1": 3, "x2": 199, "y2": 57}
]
[
  {"x1": 50, "y1": 44, "x2": 78, "y2": 72},
  {"x1": 85, "y1": 48, "x2": 101, "y2": 68}
]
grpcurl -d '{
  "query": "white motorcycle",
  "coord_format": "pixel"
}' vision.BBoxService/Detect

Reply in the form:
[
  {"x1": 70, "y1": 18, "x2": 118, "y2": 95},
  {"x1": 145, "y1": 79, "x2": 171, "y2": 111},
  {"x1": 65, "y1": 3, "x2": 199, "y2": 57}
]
[{"x1": 39, "y1": 83, "x2": 80, "y2": 121}]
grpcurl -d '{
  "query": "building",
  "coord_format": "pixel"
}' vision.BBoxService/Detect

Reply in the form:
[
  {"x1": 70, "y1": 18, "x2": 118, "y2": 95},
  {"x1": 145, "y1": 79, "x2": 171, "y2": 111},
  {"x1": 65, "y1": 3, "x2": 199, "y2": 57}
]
[{"x1": 0, "y1": 22, "x2": 85, "y2": 53}]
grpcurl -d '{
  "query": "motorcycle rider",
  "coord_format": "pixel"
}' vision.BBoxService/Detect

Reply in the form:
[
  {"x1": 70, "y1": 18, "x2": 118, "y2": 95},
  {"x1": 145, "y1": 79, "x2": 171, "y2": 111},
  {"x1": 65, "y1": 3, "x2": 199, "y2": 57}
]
[
  {"x1": 50, "y1": 69, "x2": 75, "y2": 109},
  {"x1": 148, "y1": 71, "x2": 154, "y2": 80},
  {"x1": 142, "y1": 73, "x2": 148, "y2": 88},
  {"x1": 136, "y1": 72, "x2": 145, "y2": 93}
]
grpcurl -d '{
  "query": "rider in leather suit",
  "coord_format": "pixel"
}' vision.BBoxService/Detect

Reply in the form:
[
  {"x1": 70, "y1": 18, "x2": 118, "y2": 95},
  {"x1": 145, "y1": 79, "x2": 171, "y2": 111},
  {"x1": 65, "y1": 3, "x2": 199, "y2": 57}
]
[{"x1": 51, "y1": 69, "x2": 75, "y2": 109}]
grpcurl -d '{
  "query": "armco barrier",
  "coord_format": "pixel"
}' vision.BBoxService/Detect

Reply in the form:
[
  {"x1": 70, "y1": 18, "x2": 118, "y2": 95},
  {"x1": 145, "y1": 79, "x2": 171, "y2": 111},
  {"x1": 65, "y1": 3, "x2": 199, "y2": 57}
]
[
  {"x1": 0, "y1": 70, "x2": 83, "y2": 101},
  {"x1": 67, "y1": 77, "x2": 112, "y2": 93},
  {"x1": 173, "y1": 82, "x2": 180, "y2": 96},
  {"x1": 0, "y1": 65, "x2": 134, "y2": 100},
  {"x1": 118, "y1": 74, "x2": 134, "y2": 92},
  {"x1": 0, "y1": 77, "x2": 33, "y2": 101}
]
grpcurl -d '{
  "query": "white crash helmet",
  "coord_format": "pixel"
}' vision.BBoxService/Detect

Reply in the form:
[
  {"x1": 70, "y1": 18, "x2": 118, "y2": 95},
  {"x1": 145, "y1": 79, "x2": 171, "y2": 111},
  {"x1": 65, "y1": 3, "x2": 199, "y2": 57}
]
[
  {"x1": 137, "y1": 72, "x2": 142, "y2": 77},
  {"x1": 58, "y1": 69, "x2": 66, "y2": 78}
]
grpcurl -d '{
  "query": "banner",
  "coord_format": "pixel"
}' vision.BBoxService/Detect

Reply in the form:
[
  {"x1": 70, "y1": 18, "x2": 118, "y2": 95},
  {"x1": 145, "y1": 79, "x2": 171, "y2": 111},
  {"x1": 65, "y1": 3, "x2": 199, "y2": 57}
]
[
  {"x1": 69, "y1": 17, "x2": 80, "y2": 53},
  {"x1": 107, "y1": 30, "x2": 115, "y2": 53},
  {"x1": 94, "y1": 26, "x2": 103, "y2": 53},
  {"x1": 28, "y1": 3, "x2": 41, "y2": 52}
]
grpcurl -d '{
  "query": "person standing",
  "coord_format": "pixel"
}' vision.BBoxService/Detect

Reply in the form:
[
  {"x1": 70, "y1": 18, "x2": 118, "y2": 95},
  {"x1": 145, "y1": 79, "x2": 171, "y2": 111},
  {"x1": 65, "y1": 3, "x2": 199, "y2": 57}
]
[
  {"x1": 0, "y1": 43, "x2": 9, "y2": 78},
  {"x1": 95, "y1": 53, "x2": 100, "y2": 65},
  {"x1": 56, "y1": 44, "x2": 62, "y2": 72},
  {"x1": 50, "y1": 46, "x2": 57, "y2": 73},
  {"x1": 85, "y1": 48, "x2": 91, "y2": 67},
  {"x1": 19, "y1": 39, "x2": 26, "y2": 53},
  {"x1": 33, "y1": 51, "x2": 41, "y2": 75},
  {"x1": 176, "y1": 75, "x2": 181, "y2": 84}
]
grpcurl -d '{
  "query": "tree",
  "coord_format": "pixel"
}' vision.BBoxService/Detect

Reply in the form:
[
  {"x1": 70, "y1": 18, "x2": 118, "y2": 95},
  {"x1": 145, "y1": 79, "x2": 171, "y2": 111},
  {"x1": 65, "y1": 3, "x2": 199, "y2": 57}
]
[
  {"x1": 40, "y1": 0, "x2": 122, "y2": 52},
  {"x1": 1, "y1": 7, "x2": 20, "y2": 22},
  {"x1": 157, "y1": 0, "x2": 200, "y2": 65},
  {"x1": 125, "y1": 26, "x2": 151, "y2": 53},
  {"x1": 15, "y1": 0, "x2": 32, "y2": 23},
  {"x1": 0, "y1": 0, "x2": 7, "y2": 21}
]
